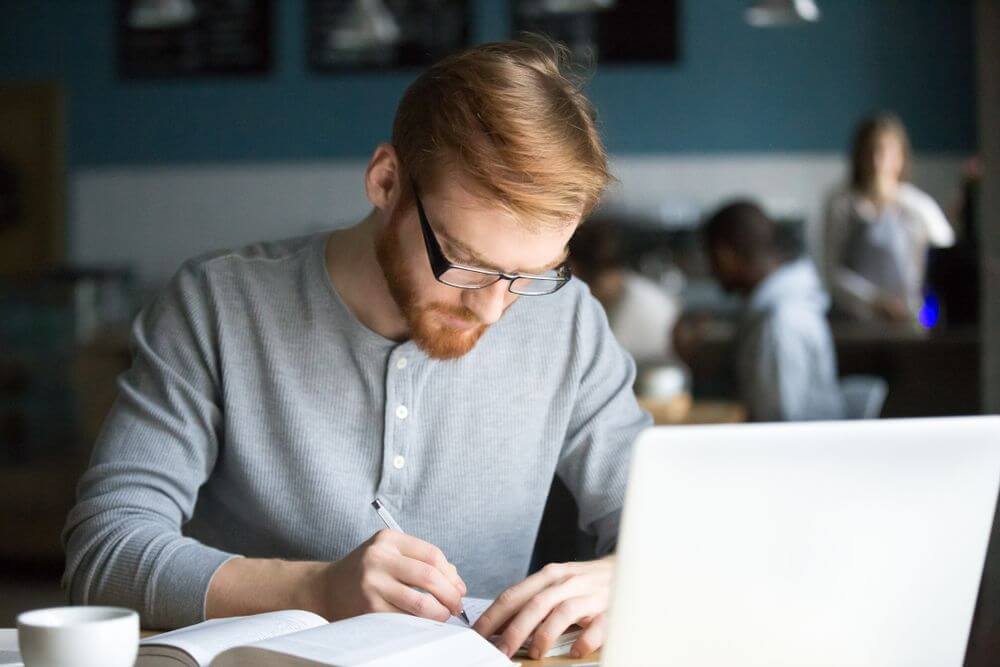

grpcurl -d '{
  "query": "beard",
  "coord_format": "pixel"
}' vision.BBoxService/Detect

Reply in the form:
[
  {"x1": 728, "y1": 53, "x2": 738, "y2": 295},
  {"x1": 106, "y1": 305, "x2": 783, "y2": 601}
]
[{"x1": 374, "y1": 214, "x2": 488, "y2": 360}]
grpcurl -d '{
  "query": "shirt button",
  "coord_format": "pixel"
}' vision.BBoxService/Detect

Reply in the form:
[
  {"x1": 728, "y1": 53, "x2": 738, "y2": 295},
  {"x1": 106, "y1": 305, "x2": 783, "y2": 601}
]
[
  {"x1": 393, "y1": 455, "x2": 406, "y2": 469},
  {"x1": 395, "y1": 405, "x2": 409, "y2": 420},
  {"x1": 396, "y1": 357, "x2": 408, "y2": 370}
]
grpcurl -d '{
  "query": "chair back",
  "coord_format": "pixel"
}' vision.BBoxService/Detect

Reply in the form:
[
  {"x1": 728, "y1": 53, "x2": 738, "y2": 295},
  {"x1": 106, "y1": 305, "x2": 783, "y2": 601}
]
[{"x1": 840, "y1": 375, "x2": 889, "y2": 419}]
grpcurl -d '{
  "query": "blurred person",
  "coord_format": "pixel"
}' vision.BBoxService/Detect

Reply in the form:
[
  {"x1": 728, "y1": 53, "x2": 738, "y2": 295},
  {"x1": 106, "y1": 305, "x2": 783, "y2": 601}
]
[
  {"x1": 822, "y1": 113, "x2": 954, "y2": 323},
  {"x1": 705, "y1": 201, "x2": 844, "y2": 422},
  {"x1": 61, "y1": 39, "x2": 650, "y2": 660},
  {"x1": 568, "y1": 219, "x2": 681, "y2": 365}
]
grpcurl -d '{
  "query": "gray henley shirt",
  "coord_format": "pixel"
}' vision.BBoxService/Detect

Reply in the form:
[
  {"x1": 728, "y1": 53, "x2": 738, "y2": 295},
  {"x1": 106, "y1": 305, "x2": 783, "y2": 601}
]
[{"x1": 61, "y1": 232, "x2": 651, "y2": 629}]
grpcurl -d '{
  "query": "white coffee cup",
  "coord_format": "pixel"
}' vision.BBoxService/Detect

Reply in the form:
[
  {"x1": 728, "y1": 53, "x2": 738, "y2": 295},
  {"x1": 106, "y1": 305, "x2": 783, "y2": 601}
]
[
  {"x1": 17, "y1": 606, "x2": 139, "y2": 667},
  {"x1": 638, "y1": 364, "x2": 688, "y2": 400}
]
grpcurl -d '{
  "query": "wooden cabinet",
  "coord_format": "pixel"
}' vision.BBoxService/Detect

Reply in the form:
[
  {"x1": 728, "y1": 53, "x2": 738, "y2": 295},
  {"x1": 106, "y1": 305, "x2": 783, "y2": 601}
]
[{"x1": 0, "y1": 83, "x2": 64, "y2": 275}]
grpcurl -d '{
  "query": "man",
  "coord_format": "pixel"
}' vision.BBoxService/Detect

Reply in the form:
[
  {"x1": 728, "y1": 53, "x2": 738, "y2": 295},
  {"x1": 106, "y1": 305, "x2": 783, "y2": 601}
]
[
  {"x1": 703, "y1": 200, "x2": 844, "y2": 422},
  {"x1": 61, "y1": 39, "x2": 650, "y2": 660}
]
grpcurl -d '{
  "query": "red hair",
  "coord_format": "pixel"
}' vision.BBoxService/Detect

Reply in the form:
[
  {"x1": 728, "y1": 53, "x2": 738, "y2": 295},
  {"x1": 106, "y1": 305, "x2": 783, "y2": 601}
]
[{"x1": 392, "y1": 37, "x2": 610, "y2": 231}]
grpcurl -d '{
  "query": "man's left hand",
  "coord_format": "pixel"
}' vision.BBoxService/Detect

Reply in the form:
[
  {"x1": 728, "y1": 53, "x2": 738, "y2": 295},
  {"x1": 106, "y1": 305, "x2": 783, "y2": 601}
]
[{"x1": 472, "y1": 556, "x2": 614, "y2": 660}]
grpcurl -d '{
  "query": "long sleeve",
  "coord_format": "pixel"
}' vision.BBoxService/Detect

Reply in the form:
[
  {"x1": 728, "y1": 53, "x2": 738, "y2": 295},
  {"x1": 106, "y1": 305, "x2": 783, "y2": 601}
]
[
  {"x1": 899, "y1": 183, "x2": 955, "y2": 248},
  {"x1": 556, "y1": 291, "x2": 652, "y2": 556},
  {"x1": 747, "y1": 318, "x2": 813, "y2": 422},
  {"x1": 62, "y1": 261, "x2": 240, "y2": 630}
]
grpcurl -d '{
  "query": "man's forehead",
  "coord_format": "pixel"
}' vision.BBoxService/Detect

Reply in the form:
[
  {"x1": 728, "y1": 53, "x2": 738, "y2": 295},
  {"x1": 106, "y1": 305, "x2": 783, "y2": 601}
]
[
  {"x1": 438, "y1": 229, "x2": 569, "y2": 274},
  {"x1": 427, "y1": 176, "x2": 513, "y2": 219},
  {"x1": 422, "y1": 182, "x2": 574, "y2": 273}
]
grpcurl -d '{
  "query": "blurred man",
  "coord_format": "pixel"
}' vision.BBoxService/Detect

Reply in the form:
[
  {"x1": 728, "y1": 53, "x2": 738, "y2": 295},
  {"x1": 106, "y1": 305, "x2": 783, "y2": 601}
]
[
  {"x1": 62, "y1": 39, "x2": 650, "y2": 660},
  {"x1": 704, "y1": 201, "x2": 844, "y2": 422}
]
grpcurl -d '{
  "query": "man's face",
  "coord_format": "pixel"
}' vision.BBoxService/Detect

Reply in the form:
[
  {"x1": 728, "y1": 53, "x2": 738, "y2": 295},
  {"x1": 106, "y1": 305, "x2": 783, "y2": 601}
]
[
  {"x1": 707, "y1": 243, "x2": 744, "y2": 294},
  {"x1": 375, "y1": 173, "x2": 576, "y2": 360}
]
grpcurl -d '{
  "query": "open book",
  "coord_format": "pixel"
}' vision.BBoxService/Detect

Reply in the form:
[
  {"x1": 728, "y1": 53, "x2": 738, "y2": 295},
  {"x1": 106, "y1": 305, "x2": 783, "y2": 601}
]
[
  {"x1": 137, "y1": 598, "x2": 579, "y2": 667},
  {"x1": 0, "y1": 629, "x2": 22, "y2": 667},
  {"x1": 460, "y1": 597, "x2": 581, "y2": 658}
]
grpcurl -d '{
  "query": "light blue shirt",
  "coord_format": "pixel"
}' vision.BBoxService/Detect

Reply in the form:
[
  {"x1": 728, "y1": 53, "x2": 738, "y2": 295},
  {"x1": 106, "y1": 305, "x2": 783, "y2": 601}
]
[{"x1": 737, "y1": 258, "x2": 844, "y2": 422}]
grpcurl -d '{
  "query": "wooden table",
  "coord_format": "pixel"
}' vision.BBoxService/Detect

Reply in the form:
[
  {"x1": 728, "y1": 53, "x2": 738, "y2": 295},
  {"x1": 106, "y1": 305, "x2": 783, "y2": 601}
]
[
  {"x1": 639, "y1": 394, "x2": 746, "y2": 425},
  {"x1": 522, "y1": 652, "x2": 599, "y2": 665},
  {"x1": 684, "y1": 400, "x2": 746, "y2": 425}
]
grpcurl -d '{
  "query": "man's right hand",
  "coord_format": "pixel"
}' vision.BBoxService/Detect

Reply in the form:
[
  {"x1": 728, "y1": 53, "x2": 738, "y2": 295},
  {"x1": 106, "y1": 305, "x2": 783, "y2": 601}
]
[
  {"x1": 320, "y1": 529, "x2": 468, "y2": 622},
  {"x1": 205, "y1": 530, "x2": 467, "y2": 624},
  {"x1": 672, "y1": 313, "x2": 710, "y2": 366}
]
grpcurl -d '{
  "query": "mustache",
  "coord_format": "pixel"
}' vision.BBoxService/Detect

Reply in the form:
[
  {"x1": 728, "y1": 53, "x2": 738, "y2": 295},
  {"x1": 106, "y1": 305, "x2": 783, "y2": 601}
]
[{"x1": 426, "y1": 303, "x2": 482, "y2": 326}]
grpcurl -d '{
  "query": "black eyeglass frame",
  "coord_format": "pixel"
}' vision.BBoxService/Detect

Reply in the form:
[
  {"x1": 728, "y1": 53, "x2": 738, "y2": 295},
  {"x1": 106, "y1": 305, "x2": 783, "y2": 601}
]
[{"x1": 411, "y1": 180, "x2": 572, "y2": 296}]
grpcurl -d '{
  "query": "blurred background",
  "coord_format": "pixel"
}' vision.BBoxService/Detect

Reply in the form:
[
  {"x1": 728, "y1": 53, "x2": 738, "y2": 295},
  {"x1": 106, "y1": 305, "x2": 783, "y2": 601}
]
[{"x1": 1, "y1": 0, "x2": 998, "y2": 656}]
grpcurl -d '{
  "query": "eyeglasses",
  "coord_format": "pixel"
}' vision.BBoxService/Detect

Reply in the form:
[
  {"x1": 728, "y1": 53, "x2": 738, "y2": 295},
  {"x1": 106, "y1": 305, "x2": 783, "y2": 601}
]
[{"x1": 412, "y1": 181, "x2": 571, "y2": 296}]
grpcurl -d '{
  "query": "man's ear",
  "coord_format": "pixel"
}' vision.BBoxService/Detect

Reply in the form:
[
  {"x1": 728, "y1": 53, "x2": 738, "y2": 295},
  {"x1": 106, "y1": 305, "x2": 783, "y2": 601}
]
[{"x1": 364, "y1": 143, "x2": 402, "y2": 211}]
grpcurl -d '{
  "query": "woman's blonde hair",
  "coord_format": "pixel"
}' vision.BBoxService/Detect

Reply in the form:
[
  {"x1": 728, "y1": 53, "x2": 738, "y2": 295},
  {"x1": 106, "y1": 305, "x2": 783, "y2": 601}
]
[
  {"x1": 391, "y1": 37, "x2": 610, "y2": 231},
  {"x1": 849, "y1": 112, "x2": 912, "y2": 193}
]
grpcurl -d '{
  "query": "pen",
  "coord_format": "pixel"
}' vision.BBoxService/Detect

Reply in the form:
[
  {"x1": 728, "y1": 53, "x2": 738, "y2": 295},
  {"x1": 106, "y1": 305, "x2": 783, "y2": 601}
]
[{"x1": 371, "y1": 498, "x2": 471, "y2": 626}]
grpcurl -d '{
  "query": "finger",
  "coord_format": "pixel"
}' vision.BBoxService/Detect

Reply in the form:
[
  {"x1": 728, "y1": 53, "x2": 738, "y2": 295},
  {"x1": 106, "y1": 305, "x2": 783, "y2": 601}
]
[
  {"x1": 494, "y1": 573, "x2": 590, "y2": 658},
  {"x1": 528, "y1": 595, "x2": 603, "y2": 659},
  {"x1": 474, "y1": 562, "x2": 573, "y2": 638},
  {"x1": 387, "y1": 555, "x2": 464, "y2": 616},
  {"x1": 381, "y1": 580, "x2": 453, "y2": 622},
  {"x1": 449, "y1": 562, "x2": 468, "y2": 596},
  {"x1": 570, "y1": 612, "x2": 607, "y2": 659},
  {"x1": 364, "y1": 585, "x2": 409, "y2": 615},
  {"x1": 356, "y1": 566, "x2": 413, "y2": 615},
  {"x1": 387, "y1": 532, "x2": 468, "y2": 595}
]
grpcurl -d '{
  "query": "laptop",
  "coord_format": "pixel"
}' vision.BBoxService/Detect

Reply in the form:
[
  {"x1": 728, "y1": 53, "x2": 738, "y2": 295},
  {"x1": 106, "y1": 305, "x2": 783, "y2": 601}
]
[{"x1": 603, "y1": 417, "x2": 1000, "y2": 667}]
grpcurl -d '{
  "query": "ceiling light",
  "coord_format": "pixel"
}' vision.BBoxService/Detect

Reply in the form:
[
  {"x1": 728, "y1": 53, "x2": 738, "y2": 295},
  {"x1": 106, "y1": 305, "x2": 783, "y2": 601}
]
[{"x1": 745, "y1": 0, "x2": 820, "y2": 27}]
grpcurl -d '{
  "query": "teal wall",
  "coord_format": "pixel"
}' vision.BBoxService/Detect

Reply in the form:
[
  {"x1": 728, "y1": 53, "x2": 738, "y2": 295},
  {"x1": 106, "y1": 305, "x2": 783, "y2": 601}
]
[{"x1": 0, "y1": 0, "x2": 976, "y2": 166}]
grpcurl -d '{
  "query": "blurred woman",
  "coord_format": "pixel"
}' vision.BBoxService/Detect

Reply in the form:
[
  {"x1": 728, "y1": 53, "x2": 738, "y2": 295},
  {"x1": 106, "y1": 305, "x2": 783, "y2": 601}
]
[{"x1": 823, "y1": 114, "x2": 954, "y2": 322}]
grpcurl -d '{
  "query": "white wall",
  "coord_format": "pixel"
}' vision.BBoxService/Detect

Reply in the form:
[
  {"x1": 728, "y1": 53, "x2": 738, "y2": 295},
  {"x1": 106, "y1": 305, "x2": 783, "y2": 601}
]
[
  {"x1": 71, "y1": 162, "x2": 372, "y2": 285},
  {"x1": 71, "y1": 153, "x2": 967, "y2": 286}
]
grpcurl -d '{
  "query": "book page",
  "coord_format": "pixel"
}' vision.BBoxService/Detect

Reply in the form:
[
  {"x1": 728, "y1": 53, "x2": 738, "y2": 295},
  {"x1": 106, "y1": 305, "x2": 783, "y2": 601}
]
[
  {"x1": 446, "y1": 597, "x2": 492, "y2": 627},
  {"x1": 0, "y1": 629, "x2": 23, "y2": 667},
  {"x1": 448, "y1": 597, "x2": 580, "y2": 658},
  {"x1": 138, "y1": 610, "x2": 326, "y2": 667},
  {"x1": 211, "y1": 613, "x2": 511, "y2": 667}
]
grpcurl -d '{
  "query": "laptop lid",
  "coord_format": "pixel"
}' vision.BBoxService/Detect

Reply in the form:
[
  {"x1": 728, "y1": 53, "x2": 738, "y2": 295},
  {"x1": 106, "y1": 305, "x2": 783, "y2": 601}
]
[{"x1": 603, "y1": 417, "x2": 1000, "y2": 667}]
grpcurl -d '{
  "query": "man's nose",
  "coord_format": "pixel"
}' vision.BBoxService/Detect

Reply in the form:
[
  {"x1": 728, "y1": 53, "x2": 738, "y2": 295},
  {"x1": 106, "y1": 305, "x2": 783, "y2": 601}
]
[{"x1": 462, "y1": 280, "x2": 509, "y2": 325}]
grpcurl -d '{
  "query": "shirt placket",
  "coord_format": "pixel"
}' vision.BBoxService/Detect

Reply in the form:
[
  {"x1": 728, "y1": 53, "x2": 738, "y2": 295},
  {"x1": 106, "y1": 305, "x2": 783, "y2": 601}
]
[{"x1": 377, "y1": 343, "x2": 417, "y2": 511}]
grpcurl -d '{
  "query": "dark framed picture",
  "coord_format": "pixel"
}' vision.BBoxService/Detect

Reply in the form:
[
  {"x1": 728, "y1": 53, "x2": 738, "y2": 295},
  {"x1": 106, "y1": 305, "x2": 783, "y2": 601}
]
[
  {"x1": 308, "y1": 0, "x2": 470, "y2": 72},
  {"x1": 117, "y1": 0, "x2": 273, "y2": 78},
  {"x1": 513, "y1": 0, "x2": 679, "y2": 65}
]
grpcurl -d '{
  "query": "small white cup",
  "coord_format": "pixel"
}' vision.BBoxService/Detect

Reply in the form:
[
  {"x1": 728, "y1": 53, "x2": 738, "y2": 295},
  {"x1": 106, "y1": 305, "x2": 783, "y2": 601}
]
[
  {"x1": 17, "y1": 606, "x2": 139, "y2": 667},
  {"x1": 639, "y1": 365, "x2": 688, "y2": 400}
]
